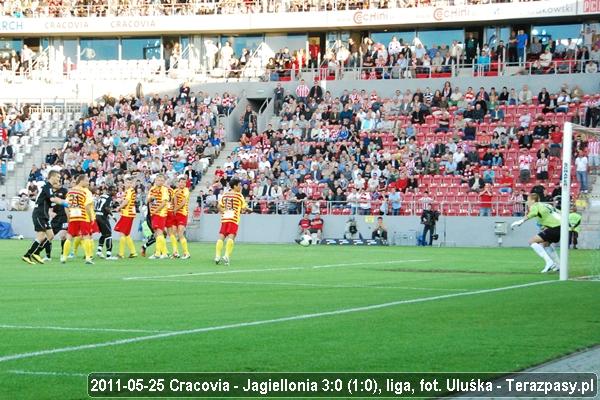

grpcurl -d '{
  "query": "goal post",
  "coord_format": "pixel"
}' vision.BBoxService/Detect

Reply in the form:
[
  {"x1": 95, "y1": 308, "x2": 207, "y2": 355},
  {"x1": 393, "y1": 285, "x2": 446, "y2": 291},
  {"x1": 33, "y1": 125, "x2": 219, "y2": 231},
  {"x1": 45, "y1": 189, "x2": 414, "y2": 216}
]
[
  {"x1": 559, "y1": 122, "x2": 573, "y2": 281},
  {"x1": 561, "y1": 122, "x2": 600, "y2": 281}
]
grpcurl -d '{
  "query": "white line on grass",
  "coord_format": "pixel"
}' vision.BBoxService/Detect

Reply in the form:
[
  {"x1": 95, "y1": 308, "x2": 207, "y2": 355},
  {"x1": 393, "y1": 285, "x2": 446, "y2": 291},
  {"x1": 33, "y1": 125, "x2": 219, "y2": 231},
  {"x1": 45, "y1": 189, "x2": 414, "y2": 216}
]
[
  {"x1": 0, "y1": 280, "x2": 555, "y2": 364},
  {"x1": 0, "y1": 324, "x2": 170, "y2": 334},
  {"x1": 123, "y1": 259, "x2": 431, "y2": 281},
  {"x1": 7, "y1": 370, "x2": 87, "y2": 377},
  {"x1": 143, "y1": 279, "x2": 469, "y2": 292}
]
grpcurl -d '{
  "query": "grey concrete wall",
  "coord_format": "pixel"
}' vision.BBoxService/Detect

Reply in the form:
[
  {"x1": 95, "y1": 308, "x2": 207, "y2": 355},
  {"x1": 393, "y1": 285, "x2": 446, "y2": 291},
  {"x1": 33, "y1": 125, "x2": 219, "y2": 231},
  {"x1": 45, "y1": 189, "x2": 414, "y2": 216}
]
[
  {"x1": 1, "y1": 73, "x2": 599, "y2": 105},
  {"x1": 1, "y1": 211, "x2": 539, "y2": 248}
]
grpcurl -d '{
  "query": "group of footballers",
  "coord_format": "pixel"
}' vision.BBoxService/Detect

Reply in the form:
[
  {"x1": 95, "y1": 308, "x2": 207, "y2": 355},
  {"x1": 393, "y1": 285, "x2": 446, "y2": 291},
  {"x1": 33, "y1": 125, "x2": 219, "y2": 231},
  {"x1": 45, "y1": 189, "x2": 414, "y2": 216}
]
[
  {"x1": 21, "y1": 172, "x2": 194, "y2": 265},
  {"x1": 21, "y1": 170, "x2": 562, "y2": 272}
]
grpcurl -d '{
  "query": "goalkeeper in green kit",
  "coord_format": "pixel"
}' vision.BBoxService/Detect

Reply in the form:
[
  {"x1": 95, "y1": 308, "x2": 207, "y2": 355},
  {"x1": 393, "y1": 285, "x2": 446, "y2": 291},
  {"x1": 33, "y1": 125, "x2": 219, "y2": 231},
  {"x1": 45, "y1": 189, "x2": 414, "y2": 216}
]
[{"x1": 511, "y1": 192, "x2": 561, "y2": 273}]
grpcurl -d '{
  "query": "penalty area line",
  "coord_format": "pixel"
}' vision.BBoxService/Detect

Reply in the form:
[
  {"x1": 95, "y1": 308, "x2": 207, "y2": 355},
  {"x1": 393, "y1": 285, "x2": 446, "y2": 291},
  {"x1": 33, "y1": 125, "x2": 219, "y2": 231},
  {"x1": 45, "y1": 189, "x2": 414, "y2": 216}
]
[
  {"x1": 0, "y1": 324, "x2": 171, "y2": 334},
  {"x1": 143, "y1": 278, "x2": 470, "y2": 292},
  {"x1": 0, "y1": 280, "x2": 555, "y2": 364},
  {"x1": 123, "y1": 259, "x2": 431, "y2": 281}
]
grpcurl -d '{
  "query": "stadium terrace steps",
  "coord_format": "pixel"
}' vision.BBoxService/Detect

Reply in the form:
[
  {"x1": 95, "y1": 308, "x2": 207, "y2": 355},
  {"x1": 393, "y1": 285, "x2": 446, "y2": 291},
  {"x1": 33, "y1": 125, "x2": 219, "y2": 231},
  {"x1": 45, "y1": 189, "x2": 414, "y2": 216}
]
[{"x1": 193, "y1": 141, "x2": 239, "y2": 200}]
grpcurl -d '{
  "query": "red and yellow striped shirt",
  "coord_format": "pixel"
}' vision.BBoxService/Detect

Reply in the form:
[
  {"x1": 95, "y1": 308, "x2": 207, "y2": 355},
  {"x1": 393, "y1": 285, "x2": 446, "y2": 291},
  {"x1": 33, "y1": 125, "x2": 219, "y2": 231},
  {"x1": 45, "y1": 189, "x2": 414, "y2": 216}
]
[
  {"x1": 121, "y1": 188, "x2": 137, "y2": 217},
  {"x1": 149, "y1": 185, "x2": 170, "y2": 217},
  {"x1": 67, "y1": 188, "x2": 93, "y2": 222},
  {"x1": 219, "y1": 191, "x2": 247, "y2": 225},
  {"x1": 167, "y1": 187, "x2": 175, "y2": 214},
  {"x1": 174, "y1": 187, "x2": 190, "y2": 216}
]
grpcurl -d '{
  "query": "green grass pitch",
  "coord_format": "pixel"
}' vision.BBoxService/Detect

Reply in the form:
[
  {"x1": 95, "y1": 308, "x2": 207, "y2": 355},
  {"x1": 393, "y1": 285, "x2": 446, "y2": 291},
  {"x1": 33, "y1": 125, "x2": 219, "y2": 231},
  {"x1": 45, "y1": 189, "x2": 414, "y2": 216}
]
[{"x1": 0, "y1": 241, "x2": 599, "y2": 399}]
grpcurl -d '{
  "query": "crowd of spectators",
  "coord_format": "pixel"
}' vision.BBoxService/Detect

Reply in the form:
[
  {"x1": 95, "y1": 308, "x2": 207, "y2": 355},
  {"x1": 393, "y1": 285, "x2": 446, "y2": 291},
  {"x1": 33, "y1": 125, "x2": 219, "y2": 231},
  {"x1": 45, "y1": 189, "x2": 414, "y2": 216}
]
[
  {"x1": 18, "y1": 84, "x2": 238, "y2": 211},
  {"x1": 200, "y1": 82, "x2": 599, "y2": 216},
  {"x1": 0, "y1": 0, "x2": 551, "y2": 18}
]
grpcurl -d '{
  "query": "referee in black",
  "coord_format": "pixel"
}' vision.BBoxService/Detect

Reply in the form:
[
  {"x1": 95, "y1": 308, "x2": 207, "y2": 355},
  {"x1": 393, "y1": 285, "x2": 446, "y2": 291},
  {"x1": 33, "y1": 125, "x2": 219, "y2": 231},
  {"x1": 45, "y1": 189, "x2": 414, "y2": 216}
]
[
  {"x1": 95, "y1": 186, "x2": 117, "y2": 260},
  {"x1": 22, "y1": 170, "x2": 64, "y2": 264}
]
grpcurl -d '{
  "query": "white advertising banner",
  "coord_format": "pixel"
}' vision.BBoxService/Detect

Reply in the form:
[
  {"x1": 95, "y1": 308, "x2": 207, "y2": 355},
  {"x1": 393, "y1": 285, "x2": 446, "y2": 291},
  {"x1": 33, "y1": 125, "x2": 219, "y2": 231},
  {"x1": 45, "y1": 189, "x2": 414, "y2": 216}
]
[{"x1": 0, "y1": 0, "x2": 581, "y2": 36}]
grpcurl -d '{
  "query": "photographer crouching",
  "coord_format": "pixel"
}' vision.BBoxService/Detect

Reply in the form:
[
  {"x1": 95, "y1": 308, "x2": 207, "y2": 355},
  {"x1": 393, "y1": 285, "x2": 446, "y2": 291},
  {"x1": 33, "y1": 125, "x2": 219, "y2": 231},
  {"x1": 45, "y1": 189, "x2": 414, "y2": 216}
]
[{"x1": 371, "y1": 217, "x2": 388, "y2": 244}]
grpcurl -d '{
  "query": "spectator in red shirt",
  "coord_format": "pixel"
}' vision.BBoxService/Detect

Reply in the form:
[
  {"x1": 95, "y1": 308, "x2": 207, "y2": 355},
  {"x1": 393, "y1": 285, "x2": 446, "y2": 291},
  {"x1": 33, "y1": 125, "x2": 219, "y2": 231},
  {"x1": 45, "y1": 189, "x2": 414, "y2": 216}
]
[
  {"x1": 310, "y1": 213, "x2": 324, "y2": 241},
  {"x1": 298, "y1": 213, "x2": 311, "y2": 236},
  {"x1": 479, "y1": 183, "x2": 493, "y2": 216}
]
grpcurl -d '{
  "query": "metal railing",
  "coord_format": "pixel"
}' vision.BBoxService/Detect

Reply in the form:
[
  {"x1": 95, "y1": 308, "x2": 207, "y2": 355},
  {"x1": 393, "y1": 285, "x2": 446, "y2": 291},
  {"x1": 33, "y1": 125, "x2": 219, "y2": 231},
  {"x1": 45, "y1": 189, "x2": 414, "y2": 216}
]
[
  {"x1": 2, "y1": 57, "x2": 598, "y2": 85},
  {"x1": 196, "y1": 199, "x2": 528, "y2": 217}
]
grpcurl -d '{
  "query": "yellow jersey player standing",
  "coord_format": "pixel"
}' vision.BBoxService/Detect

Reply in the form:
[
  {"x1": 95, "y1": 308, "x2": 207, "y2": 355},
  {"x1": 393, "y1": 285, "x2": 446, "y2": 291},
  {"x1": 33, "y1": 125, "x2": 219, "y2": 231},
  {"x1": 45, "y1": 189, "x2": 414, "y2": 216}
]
[
  {"x1": 114, "y1": 177, "x2": 138, "y2": 258},
  {"x1": 148, "y1": 174, "x2": 170, "y2": 260},
  {"x1": 62, "y1": 174, "x2": 95, "y2": 264},
  {"x1": 215, "y1": 178, "x2": 251, "y2": 266},
  {"x1": 173, "y1": 176, "x2": 191, "y2": 259},
  {"x1": 165, "y1": 184, "x2": 179, "y2": 258}
]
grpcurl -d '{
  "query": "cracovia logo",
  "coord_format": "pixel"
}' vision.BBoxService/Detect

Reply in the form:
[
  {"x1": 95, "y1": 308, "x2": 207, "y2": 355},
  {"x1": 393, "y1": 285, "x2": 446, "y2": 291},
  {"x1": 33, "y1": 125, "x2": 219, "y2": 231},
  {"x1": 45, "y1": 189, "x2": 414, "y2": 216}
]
[{"x1": 110, "y1": 19, "x2": 157, "y2": 29}]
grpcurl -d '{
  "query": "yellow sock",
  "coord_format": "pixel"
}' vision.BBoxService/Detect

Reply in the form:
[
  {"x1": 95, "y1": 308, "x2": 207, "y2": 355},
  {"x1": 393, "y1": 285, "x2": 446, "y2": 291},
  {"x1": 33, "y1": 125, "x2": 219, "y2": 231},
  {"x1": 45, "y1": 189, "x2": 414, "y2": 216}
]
[
  {"x1": 180, "y1": 237, "x2": 189, "y2": 255},
  {"x1": 170, "y1": 234, "x2": 179, "y2": 255},
  {"x1": 84, "y1": 239, "x2": 93, "y2": 259},
  {"x1": 161, "y1": 235, "x2": 168, "y2": 256},
  {"x1": 225, "y1": 238, "x2": 235, "y2": 258},
  {"x1": 119, "y1": 236, "x2": 126, "y2": 257},
  {"x1": 62, "y1": 239, "x2": 71, "y2": 258},
  {"x1": 126, "y1": 236, "x2": 136, "y2": 255},
  {"x1": 73, "y1": 237, "x2": 81, "y2": 255},
  {"x1": 215, "y1": 239, "x2": 224, "y2": 258},
  {"x1": 154, "y1": 235, "x2": 163, "y2": 256}
]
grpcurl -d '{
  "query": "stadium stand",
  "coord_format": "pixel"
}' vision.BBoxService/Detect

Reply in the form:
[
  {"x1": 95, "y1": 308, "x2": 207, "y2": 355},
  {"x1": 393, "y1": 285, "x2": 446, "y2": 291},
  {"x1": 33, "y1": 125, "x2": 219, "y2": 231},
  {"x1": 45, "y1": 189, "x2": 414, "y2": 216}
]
[
  {"x1": 8, "y1": 89, "x2": 237, "y2": 210},
  {"x1": 199, "y1": 85, "x2": 600, "y2": 216},
  {"x1": 0, "y1": 0, "x2": 553, "y2": 18}
]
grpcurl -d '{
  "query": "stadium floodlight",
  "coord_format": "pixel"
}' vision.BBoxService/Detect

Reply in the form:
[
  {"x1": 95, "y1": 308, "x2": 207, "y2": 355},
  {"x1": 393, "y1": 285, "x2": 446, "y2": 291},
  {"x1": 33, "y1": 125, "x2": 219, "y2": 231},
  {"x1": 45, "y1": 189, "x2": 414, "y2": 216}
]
[{"x1": 561, "y1": 122, "x2": 600, "y2": 281}]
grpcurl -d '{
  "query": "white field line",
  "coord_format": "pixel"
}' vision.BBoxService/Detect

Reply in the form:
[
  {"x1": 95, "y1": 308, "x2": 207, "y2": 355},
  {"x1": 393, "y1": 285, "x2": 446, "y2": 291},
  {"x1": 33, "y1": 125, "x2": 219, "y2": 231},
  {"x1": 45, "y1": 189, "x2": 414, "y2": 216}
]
[
  {"x1": 0, "y1": 324, "x2": 170, "y2": 334},
  {"x1": 7, "y1": 370, "x2": 87, "y2": 377},
  {"x1": 144, "y1": 279, "x2": 469, "y2": 292},
  {"x1": 0, "y1": 280, "x2": 555, "y2": 364},
  {"x1": 123, "y1": 259, "x2": 431, "y2": 281}
]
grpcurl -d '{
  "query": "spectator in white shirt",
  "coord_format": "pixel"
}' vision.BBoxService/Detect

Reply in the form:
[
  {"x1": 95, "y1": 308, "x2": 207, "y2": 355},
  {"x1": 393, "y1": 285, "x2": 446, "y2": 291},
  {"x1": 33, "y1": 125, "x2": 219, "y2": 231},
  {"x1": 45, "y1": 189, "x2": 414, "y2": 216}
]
[
  {"x1": 575, "y1": 151, "x2": 589, "y2": 193},
  {"x1": 556, "y1": 90, "x2": 571, "y2": 113},
  {"x1": 0, "y1": 194, "x2": 7, "y2": 211},
  {"x1": 518, "y1": 149, "x2": 533, "y2": 183},
  {"x1": 518, "y1": 85, "x2": 533, "y2": 105},
  {"x1": 584, "y1": 61, "x2": 598, "y2": 74},
  {"x1": 539, "y1": 48, "x2": 553, "y2": 68}
]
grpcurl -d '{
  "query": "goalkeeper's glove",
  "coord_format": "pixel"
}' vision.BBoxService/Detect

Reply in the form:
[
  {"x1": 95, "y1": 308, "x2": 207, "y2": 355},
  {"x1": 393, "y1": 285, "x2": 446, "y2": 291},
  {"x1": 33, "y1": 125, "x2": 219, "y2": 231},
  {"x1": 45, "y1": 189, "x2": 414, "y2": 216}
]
[{"x1": 511, "y1": 219, "x2": 525, "y2": 230}]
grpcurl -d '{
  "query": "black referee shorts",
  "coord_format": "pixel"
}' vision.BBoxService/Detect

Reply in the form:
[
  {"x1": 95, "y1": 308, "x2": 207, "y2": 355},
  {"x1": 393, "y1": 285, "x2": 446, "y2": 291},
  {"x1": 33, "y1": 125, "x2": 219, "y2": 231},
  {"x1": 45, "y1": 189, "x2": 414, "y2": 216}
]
[
  {"x1": 51, "y1": 218, "x2": 68, "y2": 235},
  {"x1": 32, "y1": 213, "x2": 51, "y2": 232},
  {"x1": 539, "y1": 226, "x2": 561, "y2": 244},
  {"x1": 146, "y1": 213, "x2": 154, "y2": 234},
  {"x1": 96, "y1": 216, "x2": 112, "y2": 237}
]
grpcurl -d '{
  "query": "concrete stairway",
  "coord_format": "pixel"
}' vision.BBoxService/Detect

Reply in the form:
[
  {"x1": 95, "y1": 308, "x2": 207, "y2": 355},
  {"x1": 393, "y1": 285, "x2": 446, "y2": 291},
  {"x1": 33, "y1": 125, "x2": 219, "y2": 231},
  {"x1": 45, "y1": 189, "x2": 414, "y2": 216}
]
[
  {"x1": 189, "y1": 142, "x2": 238, "y2": 199},
  {"x1": 1, "y1": 136, "x2": 64, "y2": 198}
]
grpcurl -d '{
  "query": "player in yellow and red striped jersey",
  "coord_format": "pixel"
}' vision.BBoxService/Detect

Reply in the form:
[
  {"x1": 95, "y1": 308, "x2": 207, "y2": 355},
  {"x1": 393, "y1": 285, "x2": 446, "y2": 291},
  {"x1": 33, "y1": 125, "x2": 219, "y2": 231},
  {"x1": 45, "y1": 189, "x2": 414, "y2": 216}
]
[
  {"x1": 62, "y1": 174, "x2": 95, "y2": 264},
  {"x1": 147, "y1": 174, "x2": 170, "y2": 259},
  {"x1": 173, "y1": 176, "x2": 191, "y2": 259},
  {"x1": 165, "y1": 184, "x2": 179, "y2": 258},
  {"x1": 114, "y1": 177, "x2": 138, "y2": 258},
  {"x1": 215, "y1": 178, "x2": 251, "y2": 266}
]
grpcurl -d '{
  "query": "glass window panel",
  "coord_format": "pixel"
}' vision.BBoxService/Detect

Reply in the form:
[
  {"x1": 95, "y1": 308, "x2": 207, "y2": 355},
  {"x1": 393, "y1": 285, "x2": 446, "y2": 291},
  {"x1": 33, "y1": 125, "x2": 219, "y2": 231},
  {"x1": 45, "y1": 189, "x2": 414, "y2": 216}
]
[
  {"x1": 371, "y1": 31, "x2": 415, "y2": 47},
  {"x1": 121, "y1": 37, "x2": 161, "y2": 60},
  {"x1": 0, "y1": 38, "x2": 21, "y2": 67},
  {"x1": 417, "y1": 29, "x2": 463, "y2": 48},
  {"x1": 531, "y1": 24, "x2": 583, "y2": 46},
  {"x1": 80, "y1": 38, "x2": 118, "y2": 61},
  {"x1": 63, "y1": 39, "x2": 78, "y2": 63},
  {"x1": 265, "y1": 33, "x2": 307, "y2": 55},
  {"x1": 220, "y1": 35, "x2": 263, "y2": 58}
]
